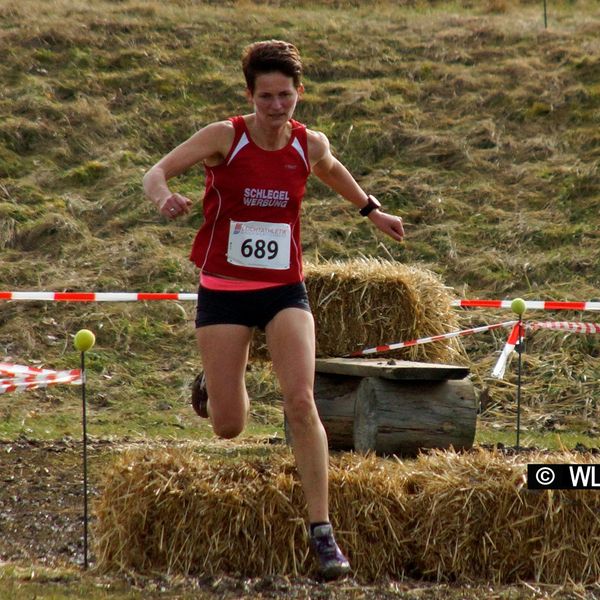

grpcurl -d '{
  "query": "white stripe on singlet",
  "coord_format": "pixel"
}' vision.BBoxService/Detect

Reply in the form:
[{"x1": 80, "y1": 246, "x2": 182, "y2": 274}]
[
  {"x1": 227, "y1": 132, "x2": 250, "y2": 166},
  {"x1": 291, "y1": 136, "x2": 309, "y2": 172}
]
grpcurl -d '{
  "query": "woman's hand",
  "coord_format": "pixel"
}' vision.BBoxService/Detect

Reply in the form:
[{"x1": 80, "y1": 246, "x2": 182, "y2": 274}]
[
  {"x1": 158, "y1": 193, "x2": 193, "y2": 220},
  {"x1": 368, "y1": 210, "x2": 405, "y2": 242}
]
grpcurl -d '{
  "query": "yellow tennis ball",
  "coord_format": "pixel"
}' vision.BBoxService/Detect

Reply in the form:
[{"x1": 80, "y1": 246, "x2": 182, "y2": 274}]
[
  {"x1": 511, "y1": 298, "x2": 526, "y2": 316},
  {"x1": 74, "y1": 329, "x2": 96, "y2": 352}
]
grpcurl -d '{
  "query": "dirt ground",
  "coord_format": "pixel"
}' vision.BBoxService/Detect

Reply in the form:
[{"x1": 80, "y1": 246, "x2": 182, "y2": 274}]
[{"x1": 1, "y1": 438, "x2": 599, "y2": 599}]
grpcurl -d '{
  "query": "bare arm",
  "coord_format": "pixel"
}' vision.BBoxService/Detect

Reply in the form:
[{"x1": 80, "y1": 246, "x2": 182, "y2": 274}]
[
  {"x1": 308, "y1": 130, "x2": 404, "y2": 242},
  {"x1": 143, "y1": 121, "x2": 234, "y2": 219}
]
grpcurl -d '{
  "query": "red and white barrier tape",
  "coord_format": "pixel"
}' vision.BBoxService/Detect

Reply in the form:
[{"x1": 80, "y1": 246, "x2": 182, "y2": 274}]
[
  {"x1": 0, "y1": 364, "x2": 82, "y2": 394},
  {"x1": 452, "y1": 299, "x2": 600, "y2": 312},
  {"x1": 0, "y1": 362, "x2": 80, "y2": 377},
  {"x1": 349, "y1": 319, "x2": 599, "y2": 379},
  {"x1": 491, "y1": 320, "x2": 600, "y2": 379},
  {"x1": 1, "y1": 292, "x2": 598, "y2": 312},
  {"x1": 529, "y1": 321, "x2": 600, "y2": 334},
  {"x1": 2, "y1": 316, "x2": 597, "y2": 392},
  {"x1": 0, "y1": 291, "x2": 197, "y2": 302},
  {"x1": 491, "y1": 322, "x2": 524, "y2": 380},
  {"x1": 349, "y1": 320, "x2": 517, "y2": 357}
]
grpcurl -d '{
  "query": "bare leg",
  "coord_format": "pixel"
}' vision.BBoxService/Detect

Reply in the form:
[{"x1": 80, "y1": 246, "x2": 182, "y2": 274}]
[
  {"x1": 195, "y1": 324, "x2": 252, "y2": 439},
  {"x1": 266, "y1": 308, "x2": 329, "y2": 523}
]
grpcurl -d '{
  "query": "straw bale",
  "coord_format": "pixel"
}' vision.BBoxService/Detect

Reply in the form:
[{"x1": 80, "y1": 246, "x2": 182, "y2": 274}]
[
  {"x1": 94, "y1": 446, "x2": 600, "y2": 584},
  {"x1": 303, "y1": 258, "x2": 465, "y2": 363},
  {"x1": 94, "y1": 447, "x2": 412, "y2": 580},
  {"x1": 406, "y1": 449, "x2": 600, "y2": 584},
  {"x1": 327, "y1": 452, "x2": 413, "y2": 579}
]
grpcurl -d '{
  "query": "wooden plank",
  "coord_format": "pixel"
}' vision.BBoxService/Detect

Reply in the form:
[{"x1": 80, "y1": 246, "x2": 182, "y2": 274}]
[{"x1": 315, "y1": 357, "x2": 469, "y2": 381}]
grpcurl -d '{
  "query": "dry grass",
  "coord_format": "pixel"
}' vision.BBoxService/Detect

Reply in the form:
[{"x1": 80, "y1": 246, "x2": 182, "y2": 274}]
[{"x1": 94, "y1": 446, "x2": 600, "y2": 583}]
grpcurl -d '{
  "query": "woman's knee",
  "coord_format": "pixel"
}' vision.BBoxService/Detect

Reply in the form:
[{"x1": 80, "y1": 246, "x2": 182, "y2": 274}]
[
  {"x1": 284, "y1": 390, "x2": 318, "y2": 427},
  {"x1": 208, "y1": 394, "x2": 249, "y2": 439},
  {"x1": 211, "y1": 415, "x2": 246, "y2": 439}
]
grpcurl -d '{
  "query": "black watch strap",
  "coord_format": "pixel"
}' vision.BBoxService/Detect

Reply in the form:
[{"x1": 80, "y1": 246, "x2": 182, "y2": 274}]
[{"x1": 359, "y1": 194, "x2": 382, "y2": 217}]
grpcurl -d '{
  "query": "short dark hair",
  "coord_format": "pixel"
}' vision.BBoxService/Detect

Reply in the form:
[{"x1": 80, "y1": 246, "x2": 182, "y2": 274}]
[{"x1": 242, "y1": 40, "x2": 303, "y2": 93}]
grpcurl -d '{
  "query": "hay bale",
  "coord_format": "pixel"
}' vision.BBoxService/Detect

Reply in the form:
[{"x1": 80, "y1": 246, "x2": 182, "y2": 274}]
[
  {"x1": 94, "y1": 447, "x2": 412, "y2": 579},
  {"x1": 305, "y1": 258, "x2": 463, "y2": 362},
  {"x1": 251, "y1": 258, "x2": 463, "y2": 363},
  {"x1": 94, "y1": 446, "x2": 600, "y2": 584},
  {"x1": 406, "y1": 449, "x2": 600, "y2": 584},
  {"x1": 250, "y1": 258, "x2": 466, "y2": 363},
  {"x1": 304, "y1": 259, "x2": 463, "y2": 363}
]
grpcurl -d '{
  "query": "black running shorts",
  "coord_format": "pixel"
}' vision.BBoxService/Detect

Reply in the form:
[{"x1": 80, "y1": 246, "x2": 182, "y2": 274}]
[{"x1": 195, "y1": 281, "x2": 311, "y2": 331}]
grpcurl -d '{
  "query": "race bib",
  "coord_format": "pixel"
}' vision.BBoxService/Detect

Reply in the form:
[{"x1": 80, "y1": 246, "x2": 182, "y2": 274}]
[{"x1": 227, "y1": 220, "x2": 291, "y2": 270}]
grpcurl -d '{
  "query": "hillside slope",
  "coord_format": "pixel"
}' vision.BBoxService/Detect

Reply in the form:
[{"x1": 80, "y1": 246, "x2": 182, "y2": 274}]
[{"x1": 0, "y1": 0, "x2": 598, "y2": 441}]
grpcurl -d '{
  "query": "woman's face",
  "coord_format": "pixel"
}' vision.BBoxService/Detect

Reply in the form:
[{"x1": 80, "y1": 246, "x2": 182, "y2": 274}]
[{"x1": 247, "y1": 72, "x2": 303, "y2": 127}]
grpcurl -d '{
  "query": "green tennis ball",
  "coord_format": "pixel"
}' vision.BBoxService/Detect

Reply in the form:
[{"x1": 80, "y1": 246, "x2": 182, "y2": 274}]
[
  {"x1": 74, "y1": 329, "x2": 96, "y2": 352},
  {"x1": 511, "y1": 298, "x2": 526, "y2": 316}
]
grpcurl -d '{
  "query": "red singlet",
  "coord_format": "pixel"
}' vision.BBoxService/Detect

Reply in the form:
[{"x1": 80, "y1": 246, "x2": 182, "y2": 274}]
[{"x1": 190, "y1": 116, "x2": 311, "y2": 284}]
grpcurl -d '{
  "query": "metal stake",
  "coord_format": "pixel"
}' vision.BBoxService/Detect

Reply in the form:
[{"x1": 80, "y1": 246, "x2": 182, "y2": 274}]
[
  {"x1": 81, "y1": 351, "x2": 89, "y2": 570},
  {"x1": 515, "y1": 318, "x2": 523, "y2": 452}
]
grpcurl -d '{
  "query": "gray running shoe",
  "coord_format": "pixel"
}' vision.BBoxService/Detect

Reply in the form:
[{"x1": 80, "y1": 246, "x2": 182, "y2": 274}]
[
  {"x1": 191, "y1": 372, "x2": 208, "y2": 418},
  {"x1": 310, "y1": 523, "x2": 351, "y2": 581}
]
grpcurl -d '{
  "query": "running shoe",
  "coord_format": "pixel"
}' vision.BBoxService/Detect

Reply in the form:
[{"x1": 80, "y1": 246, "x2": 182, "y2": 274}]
[
  {"x1": 191, "y1": 372, "x2": 208, "y2": 418},
  {"x1": 310, "y1": 523, "x2": 351, "y2": 580}
]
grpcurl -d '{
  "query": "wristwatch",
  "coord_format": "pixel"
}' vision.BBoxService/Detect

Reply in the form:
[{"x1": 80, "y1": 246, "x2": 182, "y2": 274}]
[{"x1": 359, "y1": 194, "x2": 381, "y2": 217}]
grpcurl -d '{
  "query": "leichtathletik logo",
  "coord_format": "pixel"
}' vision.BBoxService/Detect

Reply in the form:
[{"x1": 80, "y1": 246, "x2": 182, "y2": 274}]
[{"x1": 233, "y1": 223, "x2": 243, "y2": 235}]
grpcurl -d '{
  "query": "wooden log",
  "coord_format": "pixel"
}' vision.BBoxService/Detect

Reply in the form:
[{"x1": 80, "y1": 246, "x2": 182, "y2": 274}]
[
  {"x1": 313, "y1": 373, "x2": 360, "y2": 451},
  {"x1": 353, "y1": 377, "x2": 476, "y2": 456},
  {"x1": 285, "y1": 359, "x2": 476, "y2": 456}
]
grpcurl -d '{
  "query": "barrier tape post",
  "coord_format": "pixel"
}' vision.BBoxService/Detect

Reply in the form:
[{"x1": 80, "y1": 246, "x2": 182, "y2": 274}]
[
  {"x1": 508, "y1": 299, "x2": 528, "y2": 452},
  {"x1": 515, "y1": 319, "x2": 524, "y2": 452},
  {"x1": 81, "y1": 348, "x2": 89, "y2": 570},
  {"x1": 73, "y1": 329, "x2": 96, "y2": 571}
]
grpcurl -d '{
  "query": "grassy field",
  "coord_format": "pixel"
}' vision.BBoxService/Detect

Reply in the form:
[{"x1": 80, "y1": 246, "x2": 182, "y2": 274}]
[{"x1": 0, "y1": 0, "x2": 599, "y2": 597}]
